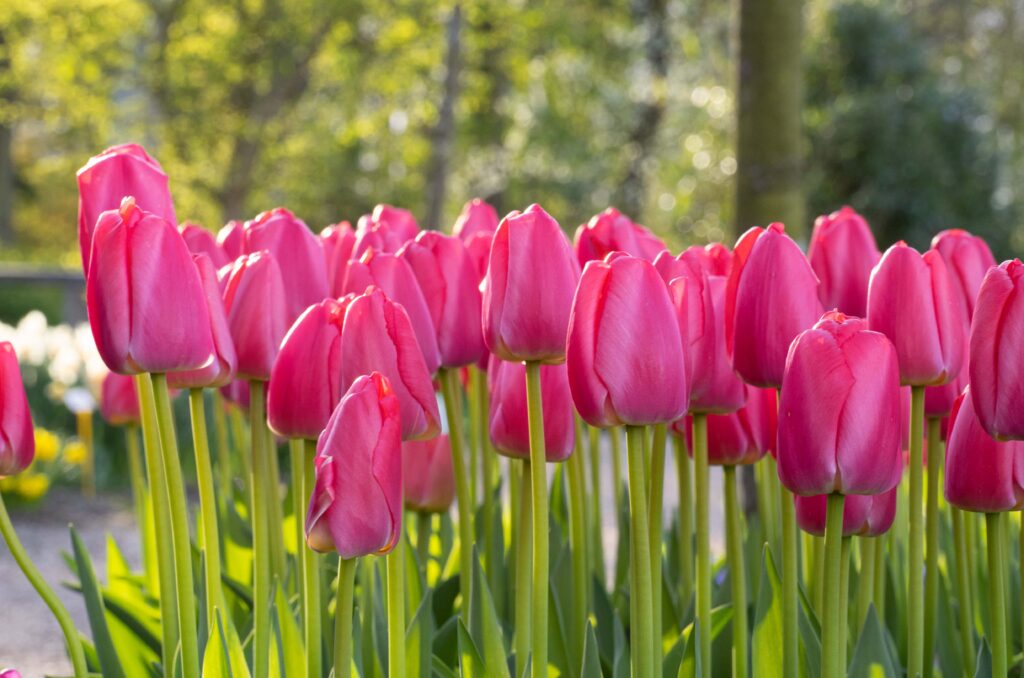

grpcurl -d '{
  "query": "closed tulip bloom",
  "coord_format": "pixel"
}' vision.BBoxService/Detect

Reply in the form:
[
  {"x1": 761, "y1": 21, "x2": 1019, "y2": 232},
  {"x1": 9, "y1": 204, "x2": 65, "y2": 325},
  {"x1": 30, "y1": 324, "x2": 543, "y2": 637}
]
[
  {"x1": 87, "y1": 197, "x2": 215, "y2": 375},
  {"x1": 168, "y1": 254, "x2": 238, "y2": 389},
  {"x1": 703, "y1": 243, "x2": 732, "y2": 276},
  {"x1": 220, "y1": 378, "x2": 250, "y2": 411},
  {"x1": 0, "y1": 669, "x2": 23, "y2": 678},
  {"x1": 483, "y1": 204, "x2": 581, "y2": 363},
  {"x1": 463, "y1": 232, "x2": 493, "y2": 282},
  {"x1": 305, "y1": 372, "x2": 402, "y2": 557},
  {"x1": 674, "y1": 385, "x2": 776, "y2": 465},
  {"x1": 99, "y1": 372, "x2": 140, "y2": 426},
  {"x1": 573, "y1": 207, "x2": 667, "y2": 266},
  {"x1": 352, "y1": 222, "x2": 408, "y2": 258},
  {"x1": 222, "y1": 251, "x2": 289, "y2": 381},
  {"x1": 369, "y1": 204, "x2": 420, "y2": 242},
  {"x1": 807, "y1": 206, "x2": 880, "y2": 317},
  {"x1": 452, "y1": 198, "x2": 499, "y2": 241},
  {"x1": 945, "y1": 387, "x2": 1024, "y2": 512},
  {"x1": 969, "y1": 260, "x2": 1024, "y2": 439},
  {"x1": 321, "y1": 222, "x2": 356, "y2": 297},
  {"x1": 402, "y1": 434, "x2": 456, "y2": 513},
  {"x1": 343, "y1": 250, "x2": 441, "y2": 374},
  {"x1": 726, "y1": 223, "x2": 823, "y2": 388},
  {"x1": 794, "y1": 487, "x2": 896, "y2": 537},
  {"x1": 867, "y1": 242, "x2": 965, "y2": 386},
  {"x1": 217, "y1": 220, "x2": 245, "y2": 259},
  {"x1": 267, "y1": 298, "x2": 349, "y2": 439},
  {"x1": 77, "y1": 143, "x2": 177, "y2": 273},
  {"x1": 0, "y1": 343, "x2": 35, "y2": 478},
  {"x1": 341, "y1": 287, "x2": 440, "y2": 441},
  {"x1": 931, "y1": 229, "x2": 997, "y2": 319},
  {"x1": 488, "y1": 358, "x2": 574, "y2": 462},
  {"x1": 777, "y1": 312, "x2": 903, "y2": 496},
  {"x1": 399, "y1": 232, "x2": 486, "y2": 368},
  {"x1": 180, "y1": 223, "x2": 229, "y2": 269}
]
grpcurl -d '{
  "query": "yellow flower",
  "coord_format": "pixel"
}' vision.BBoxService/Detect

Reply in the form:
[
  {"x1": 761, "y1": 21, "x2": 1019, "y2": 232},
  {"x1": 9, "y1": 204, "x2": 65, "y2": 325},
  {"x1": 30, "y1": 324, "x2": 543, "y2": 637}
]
[
  {"x1": 34, "y1": 429, "x2": 60, "y2": 462},
  {"x1": 17, "y1": 474, "x2": 50, "y2": 501},
  {"x1": 63, "y1": 440, "x2": 89, "y2": 466}
]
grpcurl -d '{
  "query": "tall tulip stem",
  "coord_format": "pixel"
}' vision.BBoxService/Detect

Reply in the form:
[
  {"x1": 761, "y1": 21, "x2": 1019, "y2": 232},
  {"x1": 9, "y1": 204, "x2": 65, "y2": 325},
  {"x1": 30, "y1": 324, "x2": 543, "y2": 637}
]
[
  {"x1": 188, "y1": 388, "x2": 224, "y2": 629},
  {"x1": 822, "y1": 493, "x2": 846, "y2": 678},
  {"x1": 249, "y1": 380, "x2": 272, "y2": 678},
  {"x1": 524, "y1": 361, "x2": 550, "y2": 677},
  {"x1": 568, "y1": 417, "x2": 589, "y2": 663},
  {"x1": 908, "y1": 385, "x2": 925, "y2": 678},
  {"x1": 589, "y1": 425, "x2": 607, "y2": 584},
  {"x1": 724, "y1": 465, "x2": 749, "y2": 678},
  {"x1": 693, "y1": 412, "x2": 712, "y2": 678},
  {"x1": 334, "y1": 557, "x2": 358, "y2": 678},
  {"x1": 472, "y1": 367, "x2": 499, "y2": 590},
  {"x1": 649, "y1": 423, "x2": 667, "y2": 673},
  {"x1": 296, "y1": 439, "x2": 322, "y2": 678},
  {"x1": 440, "y1": 368, "x2": 474, "y2": 622},
  {"x1": 923, "y1": 417, "x2": 943, "y2": 678},
  {"x1": 514, "y1": 459, "x2": 533, "y2": 677},
  {"x1": 675, "y1": 434, "x2": 694, "y2": 608},
  {"x1": 626, "y1": 425, "x2": 656, "y2": 678},
  {"x1": 856, "y1": 537, "x2": 876, "y2": 632},
  {"x1": 781, "y1": 487, "x2": 799, "y2": 678},
  {"x1": 986, "y1": 512, "x2": 1008, "y2": 678},
  {"x1": 387, "y1": 534, "x2": 405, "y2": 678},
  {"x1": 124, "y1": 424, "x2": 154, "y2": 590},
  {"x1": 951, "y1": 508, "x2": 975, "y2": 674},
  {"x1": 839, "y1": 536, "x2": 851, "y2": 670}
]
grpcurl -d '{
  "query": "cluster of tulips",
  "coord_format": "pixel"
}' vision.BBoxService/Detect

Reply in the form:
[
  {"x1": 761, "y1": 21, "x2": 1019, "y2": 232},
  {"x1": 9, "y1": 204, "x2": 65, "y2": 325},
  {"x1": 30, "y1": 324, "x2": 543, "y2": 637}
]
[{"x1": 0, "y1": 141, "x2": 1022, "y2": 678}]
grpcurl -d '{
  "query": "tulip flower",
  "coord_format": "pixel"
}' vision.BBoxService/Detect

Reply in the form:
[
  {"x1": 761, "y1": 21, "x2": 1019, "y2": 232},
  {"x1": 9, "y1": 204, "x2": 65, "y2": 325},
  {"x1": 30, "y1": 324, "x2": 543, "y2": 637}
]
[
  {"x1": 967, "y1": 260, "x2": 1024, "y2": 440},
  {"x1": 452, "y1": 198, "x2": 499, "y2": 241},
  {"x1": 482, "y1": 204, "x2": 581, "y2": 363},
  {"x1": 794, "y1": 487, "x2": 897, "y2": 537},
  {"x1": 221, "y1": 251, "x2": 289, "y2": 381},
  {"x1": 368, "y1": 204, "x2": 420, "y2": 242},
  {"x1": 99, "y1": 372, "x2": 140, "y2": 426},
  {"x1": 464, "y1": 232, "x2": 493, "y2": 282},
  {"x1": 242, "y1": 208, "x2": 329, "y2": 323},
  {"x1": 342, "y1": 250, "x2": 441, "y2": 374},
  {"x1": 931, "y1": 229, "x2": 997, "y2": 319},
  {"x1": 267, "y1": 298, "x2": 350, "y2": 440},
  {"x1": 77, "y1": 143, "x2": 177, "y2": 272},
  {"x1": 402, "y1": 434, "x2": 456, "y2": 513},
  {"x1": 168, "y1": 254, "x2": 238, "y2": 389},
  {"x1": 487, "y1": 358, "x2": 574, "y2": 461},
  {"x1": 221, "y1": 378, "x2": 250, "y2": 411},
  {"x1": 777, "y1": 312, "x2": 903, "y2": 496},
  {"x1": 305, "y1": 372, "x2": 402, "y2": 557},
  {"x1": 0, "y1": 669, "x2": 22, "y2": 678},
  {"x1": 673, "y1": 385, "x2": 776, "y2": 465},
  {"x1": 180, "y1": 222, "x2": 229, "y2": 268},
  {"x1": 573, "y1": 207, "x2": 666, "y2": 266},
  {"x1": 86, "y1": 197, "x2": 215, "y2": 375},
  {"x1": 807, "y1": 206, "x2": 880, "y2": 317},
  {"x1": 352, "y1": 222, "x2": 408, "y2": 258},
  {"x1": 867, "y1": 242, "x2": 964, "y2": 386},
  {"x1": 341, "y1": 287, "x2": 440, "y2": 441},
  {"x1": 567, "y1": 253, "x2": 688, "y2": 427},
  {"x1": 398, "y1": 232, "x2": 486, "y2": 368},
  {"x1": 217, "y1": 220, "x2": 245, "y2": 259},
  {"x1": 321, "y1": 222, "x2": 356, "y2": 297},
  {"x1": 726, "y1": 223, "x2": 823, "y2": 388},
  {"x1": 0, "y1": 343, "x2": 34, "y2": 478}
]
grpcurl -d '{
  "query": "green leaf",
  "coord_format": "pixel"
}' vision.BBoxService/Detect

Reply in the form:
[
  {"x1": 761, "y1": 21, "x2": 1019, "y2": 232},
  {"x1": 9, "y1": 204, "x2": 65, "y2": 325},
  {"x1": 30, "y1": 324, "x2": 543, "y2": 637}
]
[
  {"x1": 468, "y1": 550, "x2": 511, "y2": 677},
  {"x1": 974, "y1": 638, "x2": 992, "y2": 678},
  {"x1": 663, "y1": 632, "x2": 685, "y2": 678},
  {"x1": 407, "y1": 589, "x2": 435, "y2": 678},
  {"x1": 269, "y1": 582, "x2": 304, "y2": 678},
  {"x1": 201, "y1": 607, "x2": 251, "y2": 678},
  {"x1": 677, "y1": 619, "x2": 700, "y2": 678},
  {"x1": 70, "y1": 525, "x2": 126, "y2": 678},
  {"x1": 752, "y1": 545, "x2": 784, "y2": 678},
  {"x1": 581, "y1": 622, "x2": 602, "y2": 678},
  {"x1": 431, "y1": 653, "x2": 460, "y2": 678},
  {"x1": 457, "y1": 619, "x2": 487, "y2": 677},
  {"x1": 847, "y1": 606, "x2": 899, "y2": 678}
]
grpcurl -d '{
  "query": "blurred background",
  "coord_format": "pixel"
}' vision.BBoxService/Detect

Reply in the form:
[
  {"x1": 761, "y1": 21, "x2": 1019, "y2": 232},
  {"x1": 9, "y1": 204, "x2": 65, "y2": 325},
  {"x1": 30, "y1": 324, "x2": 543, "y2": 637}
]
[{"x1": 0, "y1": 0, "x2": 1020, "y2": 324}]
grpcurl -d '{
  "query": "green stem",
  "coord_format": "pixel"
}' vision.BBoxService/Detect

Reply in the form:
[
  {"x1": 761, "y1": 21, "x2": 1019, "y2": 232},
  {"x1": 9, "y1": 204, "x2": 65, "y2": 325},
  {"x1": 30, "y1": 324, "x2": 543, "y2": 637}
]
[
  {"x1": 626, "y1": 425, "x2": 655, "y2": 678},
  {"x1": 514, "y1": 459, "x2": 533, "y2": 677},
  {"x1": 440, "y1": 368, "x2": 474, "y2": 622},
  {"x1": 417, "y1": 512, "x2": 432, "y2": 574},
  {"x1": 724, "y1": 465, "x2": 749, "y2": 678},
  {"x1": 525, "y1": 361, "x2": 550, "y2": 678},
  {"x1": 229, "y1": 406, "x2": 253, "y2": 507},
  {"x1": 334, "y1": 558, "x2": 358, "y2": 678},
  {"x1": 611, "y1": 426, "x2": 624, "y2": 542},
  {"x1": 387, "y1": 533, "x2": 405, "y2": 678},
  {"x1": 473, "y1": 367, "x2": 499, "y2": 594},
  {"x1": 151, "y1": 373, "x2": 200, "y2": 678},
  {"x1": 822, "y1": 493, "x2": 846, "y2": 678},
  {"x1": 951, "y1": 508, "x2": 974, "y2": 674},
  {"x1": 301, "y1": 439, "x2": 322, "y2": 678},
  {"x1": 0, "y1": 491, "x2": 88, "y2": 677},
  {"x1": 249, "y1": 381, "x2": 272, "y2": 678},
  {"x1": 693, "y1": 412, "x2": 712, "y2": 678},
  {"x1": 568, "y1": 418, "x2": 589, "y2": 664},
  {"x1": 987, "y1": 512, "x2": 1008, "y2": 678},
  {"x1": 360, "y1": 558, "x2": 377, "y2": 678},
  {"x1": 648, "y1": 423, "x2": 667, "y2": 672},
  {"x1": 840, "y1": 536, "x2": 851, "y2": 672},
  {"x1": 856, "y1": 537, "x2": 876, "y2": 633},
  {"x1": 188, "y1": 388, "x2": 224, "y2": 630},
  {"x1": 210, "y1": 391, "x2": 233, "y2": 513},
  {"x1": 908, "y1": 385, "x2": 925, "y2": 678},
  {"x1": 923, "y1": 417, "x2": 942, "y2": 678},
  {"x1": 1019, "y1": 515, "x2": 1024, "y2": 673},
  {"x1": 873, "y1": 531, "x2": 886, "y2": 621},
  {"x1": 465, "y1": 381, "x2": 478, "y2": 512},
  {"x1": 781, "y1": 485, "x2": 799, "y2": 678},
  {"x1": 674, "y1": 435, "x2": 694, "y2": 611},
  {"x1": 124, "y1": 424, "x2": 155, "y2": 592},
  {"x1": 589, "y1": 425, "x2": 607, "y2": 586},
  {"x1": 755, "y1": 459, "x2": 777, "y2": 564},
  {"x1": 265, "y1": 426, "x2": 286, "y2": 579},
  {"x1": 813, "y1": 535, "x2": 826, "y2": 618}
]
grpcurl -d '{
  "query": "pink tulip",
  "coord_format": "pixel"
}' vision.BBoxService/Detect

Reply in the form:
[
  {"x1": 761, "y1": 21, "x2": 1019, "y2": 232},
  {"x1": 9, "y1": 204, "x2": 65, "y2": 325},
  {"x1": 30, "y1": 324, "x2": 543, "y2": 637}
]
[
  {"x1": 220, "y1": 379, "x2": 250, "y2": 411},
  {"x1": 931, "y1": 229, "x2": 997, "y2": 319},
  {"x1": 945, "y1": 387, "x2": 1024, "y2": 512},
  {"x1": 0, "y1": 343, "x2": 34, "y2": 478},
  {"x1": 794, "y1": 487, "x2": 897, "y2": 537},
  {"x1": 726, "y1": 223, "x2": 823, "y2": 388},
  {"x1": 305, "y1": 372, "x2": 402, "y2": 557},
  {"x1": 402, "y1": 434, "x2": 456, "y2": 513},
  {"x1": 0, "y1": 669, "x2": 23, "y2": 678},
  {"x1": 482, "y1": 204, "x2": 581, "y2": 363},
  {"x1": 807, "y1": 206, "x2": 880, "y2": 317},
  {"x1": 567, "y1": 253, "x2": 688, "y2": 426},
  {"x1": 703, "y1": 243, "x2": 732, "y2": 276},
  {"x1": 87, "y1": 197, "x2": 215, "y2": 375},
  {"x1": 217, "y1": 220, "x2": 245, "y2": 259},
  {"x1": 573, "y1": 207, "x2": 666, "y2": 266},
  {"x1": 867, "y1": 242, "x2": 965, "y2": 386},
  {"x1": 777, "y1": 311, "x2": 903, "y2": 496},
  {"x1": 341, "y1": 287, "x2": 440, "y2": 441},
  {"x1": 321, "y1": 222, "x2": 356, "y2": 297},
  {"x1": 267, "y1": 298, "x2": 350, "y2": 440},
  {"x1": 77, "y1": 144, "x2": 177, "y2": 273},
  {"x1": 398, "y1": 232, "x2": 486, "y2": 368},
  {"x1": 180, "y1": 223, "x2": 229, "y2": 269},
  {"x1": 452, "y1": 198, "x2": 499, "y2": 241},
  {"x1": 968, "y1": 259, "x2": 1024, "y2": 439},
  {"x1": 167, "y1": 254, "x2": 238, "y2": 389},
  {"x1": 488, "y1": 358, "x2": 574, "y2": 462},
  {"x1": 99, "y1": 372, "x2": 140, "y2": 426},
  {"x1": 673, "y1": 385, "x2": 776, "y2": 465},
  {"x1": 221, "y1": 251, "x2": 289, "y2": 381},
  {"x1": 464, "y1": 232, "x2": 493, "y2": 282},
  {"x1": 352, "y1": 222, "x2": 408, "y2": 258},
  {"x1": 369, "y1": 204, "x2": 420, "y2": 242}
]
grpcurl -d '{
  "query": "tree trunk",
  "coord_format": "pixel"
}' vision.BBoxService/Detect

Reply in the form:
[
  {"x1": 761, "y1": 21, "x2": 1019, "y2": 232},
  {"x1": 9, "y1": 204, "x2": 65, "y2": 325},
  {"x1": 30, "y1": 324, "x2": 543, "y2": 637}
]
[
  {"x1": 735, "y1": 0, "x2": 805, "y2": 240},
  {"x1": 424, "y1": 5, "x2": 463, "y2": 231}
]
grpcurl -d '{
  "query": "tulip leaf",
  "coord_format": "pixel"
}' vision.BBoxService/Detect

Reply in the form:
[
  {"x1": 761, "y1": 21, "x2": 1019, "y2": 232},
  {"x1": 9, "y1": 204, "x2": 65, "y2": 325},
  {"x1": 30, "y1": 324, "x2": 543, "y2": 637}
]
[
  {"x1": 752, "y1": 545, "x2": 784, "y2": 678},
  {"x1": 457, "y1": 618, "x2": 487, "y2": 677},
  {"x1": 431, "y1": 653, "x2": 460, "y2": 678},
  {"x1": 677, "y1": 618, "x2": 700, "y2": 678},
  {"x1": 269, "y1": 582, "x2": 304, "y2": 678},
  {"x1": 848, "y1": 606, "x2": 900, "y2": 678},
  {"x1": 407, "y1": 589, "x2": 435, "y2": 678},
  {"x1": 663, "y1": 632, "x2": 685, "y2": 678},
  {"x1": 70, "y1": 525, "x2": 126, "y2": 678},
  {"x1": 468, "y1": 550, "x2": 511, "y2": 677},
  {"x1": 973, "y1": 638, "x2": 992, "y2": 678},
  {"x1": 433, "y1": 615, "x2": 459, "y2": 668},
  {"x1": 934, "y1": 569, "x2": 963, "y2": 677},
  {"x1": 201, "y1": 607, "x2": 250, "y2": 678},
  {"x1": 581, "y1": 622, "x2": 602, "y2": 678}
]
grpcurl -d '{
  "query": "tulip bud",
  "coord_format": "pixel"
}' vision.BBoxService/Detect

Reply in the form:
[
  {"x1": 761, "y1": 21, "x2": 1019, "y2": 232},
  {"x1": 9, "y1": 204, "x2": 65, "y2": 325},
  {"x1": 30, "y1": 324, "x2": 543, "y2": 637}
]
[
  {"x1": 867, "y1": 242, "x2": 965, "y2": 386},
  {"x1": 87, "y1": 197, "x2": 215, "y2": 375},
  {"x1": 778, "y1": 312, "x2": 903, "y2": 496},
  {"x1": 968, "y1": 260, "x2": 1024, "y2": 439},
  {"x1": 167, "y1": 254, "x2": 238, "y2": 389},
  {"x1": 399, "y1": 232, "x2": 486, "y2": 368},
  {"x1": 341, "y1": 287, "x2": 440, "y2": 441},
  {"x1": 0, "y1": 343, "x2": 34, "y2": 478},
  {"x1": 267, "y1": 298, "x2": 350, "y2": 439},
  {"x1": 402, "y1": 434, "x2": 456, "y2": 513},
  {"x1": 321, "y1": 222, "x2": 356, "y2": 297},
  {"x1": 305, "y1": 372, "x2": 402, "y2": 557},
  {"x1": 488, "y1": 358, "x2": 574, "y2": 462},
  {"x1": 794, "y1": 487, "x2": 896, "y2": 537},
  {"x1": 567, "y1": 253, "x2": 688, "y2": 426},
  {"x1": 217, "y1": 220, "x2": 245, "y2": 260},
  {"x1": 180, "y1": 223, "x2": 229, "y2": 269},
  {"x1": 77, "y1": 144, "x2": 177, "y2": 273},
  {"x1": 931, "y1": 229, "x2": 997, "y2": 319},
  {"x1": 573, "y1": 207, "x2": 666, "y2": 266},
  {"x1": 807, "y1": 206, "x2": 880, "y2": 317},
  {"x1": 464, "y1": 232, "x2": 493, "y2": 282},
  {"x1": 673, "y1": 385, "x2": 776, "y2": 465},
  {"x1": 0, "y1": 669, "x2": 23, "y2": 678},
  {"x1": 945, "y1": 387, "x2": 1024, "y2": 512},
  {"x1": 452, "y1": 198, "x2": 499, "y2": 242},
  {"x1": 482, "y1": 204, "x2": 581, "y2": 363},
  {"x1": 726, "y1": 223, "x2": 823, "y2": 388},
  {"x1": 222, "y1": 251, "x2": 289, "y2": 381},
  {"x1": 99, "y1": 372, "x2": 140, "y2": 426},
  {"x1": 370, "y1": 204, "x2": 420, "y2": 242}
]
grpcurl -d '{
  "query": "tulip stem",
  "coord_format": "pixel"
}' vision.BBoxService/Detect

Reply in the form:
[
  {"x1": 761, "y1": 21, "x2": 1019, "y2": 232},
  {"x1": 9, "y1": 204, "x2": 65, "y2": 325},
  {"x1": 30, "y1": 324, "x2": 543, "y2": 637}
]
[
  {"x1": 439, "y1": 368, "x2": 474, "y2": 623},
  {"x1": 76, "y1": 411, "x2": 95, "y2": 498},
  {"x1": 839, "y1": 536, "x2": 851, "y2": 670},
  {"x1": 649, "y1": 423, "x2": 667, "y2": 672},
  {"x1": 514, "y1": 459, "x2": 533, "y2": 676},
  {"x1": 923, "y1": 417, "x2": 943, "y2": 678},
  {"x1": 625, "y1": 425, "x2": 655, "y2": 678},
  {"x1": 675, "y1": 434, "x2": 694, "y2": 610},
  {"x1": 249, "y1": 380, "x2": 272, "y2": 678},
  {"x1": 724, "y1": 465, "x2": 749, "y2": 678},
  {"x1": 525, "y1": 361, "x2": 550, "y2": 677},
  {"x1": 907, "y1": 385, "x2": 925, "y2": 678},
  {"x1": 387, "y1": 533, "x2": 405, "y2": 678},
  {"x1": 611, "y1": 426, "x2": 624, "y2": 555},
  {"x1": 568, "y1": 417, "x2": 589, "y2": 664},
  {"x1": 986, "y1": 512, "x2": 1008, "y2": 678},
  {"x1": 417, "y1": 512, "x2": 432, "y2": 572},
  {"x1": 265, "y1": 425, "x2": 287, "y2": 579},
  {"x1": 188, "y1": 388, "x2": 224, "y2": 631},
  {"x1": 359, "y1": 558, "x2": 377, "y2": 677},
  {"x1": 950, "y1": 508, "x2": 975, "y2": 674},
  {"x1": 472, "y1": 367, "x2": 499, "y2": 594},
  {"x1": 210, "y1": 391, "x2": 233, "y2": 515},
  {"x1": 781, "y1": 489, "x2": 799, "y2": 678},
  {"x1": 693, "y1": 412, "x2": 712, "y2": 678},
  {"x1": 295, "y1": 439, "x2": 322, "y2": 678},
  {"x1": 873, "y1": 532, "x2": 887, "y2": 619},
  {"x1": 856, "y1": 537, "x2": 876, "y2": 633},
  {"x1": 822, "y1": 493, "x2": 846, "y2": 678},
  {"x1": 124, "y1": 424, "x2": 154, "y2": 591},
  {"x1": 151, "y1": 373, "x2": 200, "y2": 678},
  {"x1": 335, "y1": 557, "x2": 358, "y2": 678},
  {"x1": 0, "y1": 491, "x2": 88, "y2": 677},
  {"x1": 589, "y1": 425, "x2": 607, "y2": 585}
]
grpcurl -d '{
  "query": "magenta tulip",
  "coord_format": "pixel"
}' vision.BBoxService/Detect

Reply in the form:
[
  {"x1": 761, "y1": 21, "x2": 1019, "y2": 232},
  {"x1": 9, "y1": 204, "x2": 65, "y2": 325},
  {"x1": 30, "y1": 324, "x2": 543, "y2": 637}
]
[
  {"x1": 99, "y1": 372, "x2": 140, "y2": 426},
  {"x1": 305, "y1": 372, "x2": 402, "y2": 557},
  {"x1": 488, "y1": 358, "x2": 574, "y2": 462},
  {"x1": 402, "y1": 434, "x2": 456, "y2": 513},
  {"x1": 807, "y1": 206, "x2": 880, "y2": 317},
  {"x1": 464, "y1": 232, "x2": 493, "y2": 282},
  {"x1": 674, "y1": 385, "x2": 777, "y2": 465},
  {"x1": 168, "y1": 254, "x2": 238, "y2": 389},
  {"x1": 221, "y1": 251, "x2": 289, "y2": 381},
  {"x1": 0, "y1": 343, "x2": 34, "y2": 478},
  {"x1": 573, "y1": 207, "x2": 666, "y2": 266},
  {"x1": 220, "y1": 378, "x2": 250, "y2": 411},
  {"x1": 217, "y1": 220, "x2": 245, "y2": 259},
  {"x1": 795, "y1": 487, "x2": 896, "y2": 537},
  {"x1": 0, "y1": 669, "x2": 23, "y2": 678},
  {"x1": 321, "y1": 222, "x2": 356, "y2": 297},
  {"x1": 931, "y1": 229, "x2": 997, "y2": 319},
  {"x1": 369, "y1": 204, "x2": 419, "y2": 242},
  {"x1": 180, "y1": 223, "x2": 229, "y2": 269},
  {"x1": 452, "y1": 198, "x2": 499, "y2": 241}
]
